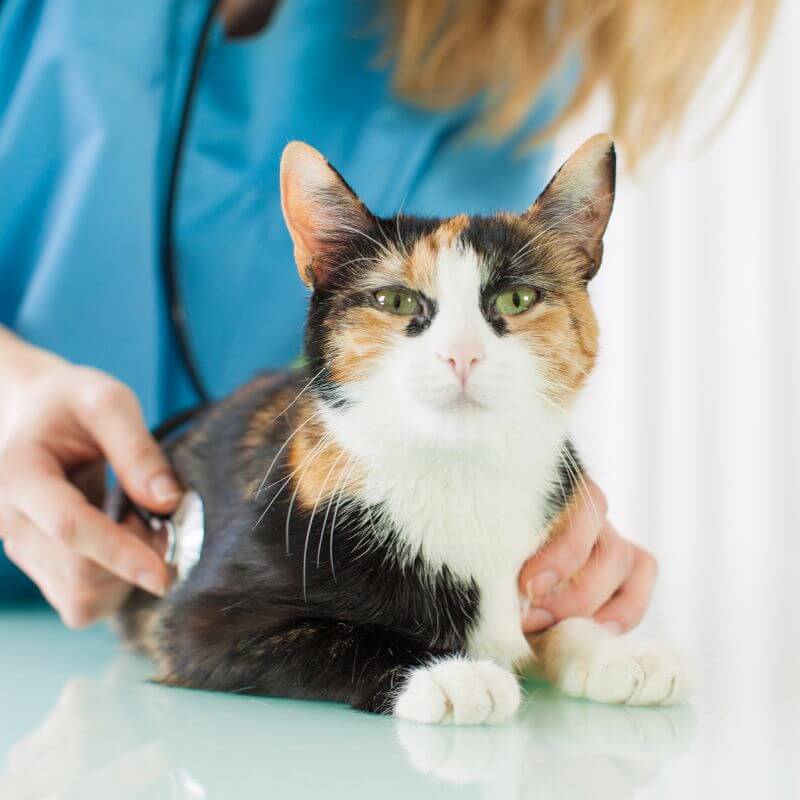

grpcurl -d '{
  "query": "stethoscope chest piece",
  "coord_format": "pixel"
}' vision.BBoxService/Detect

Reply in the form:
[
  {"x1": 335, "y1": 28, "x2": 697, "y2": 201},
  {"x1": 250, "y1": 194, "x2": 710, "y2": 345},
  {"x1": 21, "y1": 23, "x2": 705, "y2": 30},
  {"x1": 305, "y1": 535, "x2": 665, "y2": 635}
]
[{"x1": 150, "y1": 490, "x2": 205, "y2": 583}]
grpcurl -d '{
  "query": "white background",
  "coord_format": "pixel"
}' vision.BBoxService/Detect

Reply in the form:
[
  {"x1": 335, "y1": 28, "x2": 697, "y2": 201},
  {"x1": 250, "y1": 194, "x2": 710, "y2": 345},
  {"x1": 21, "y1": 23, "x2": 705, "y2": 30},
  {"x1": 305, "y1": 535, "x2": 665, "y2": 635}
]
[{"x1": 558, "y1": 1, "x2": 799, "y2": 796}]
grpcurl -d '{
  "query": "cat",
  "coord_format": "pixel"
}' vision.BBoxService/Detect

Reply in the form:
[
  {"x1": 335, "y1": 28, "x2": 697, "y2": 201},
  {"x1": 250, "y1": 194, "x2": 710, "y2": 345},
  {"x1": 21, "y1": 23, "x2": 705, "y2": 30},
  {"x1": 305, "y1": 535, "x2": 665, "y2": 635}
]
[{"x1": 117, "y1": 134, "x2": 689, "y2": 724}]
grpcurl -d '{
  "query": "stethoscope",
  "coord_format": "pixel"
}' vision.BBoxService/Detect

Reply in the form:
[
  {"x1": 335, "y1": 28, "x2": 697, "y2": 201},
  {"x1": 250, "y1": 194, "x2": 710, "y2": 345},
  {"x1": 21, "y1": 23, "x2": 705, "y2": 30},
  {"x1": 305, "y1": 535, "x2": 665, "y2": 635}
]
[
  {"x1": 160, "y1": 0, "x2": 221, "y2": 406},
  {"x1": 134, "y1": 0, "x2": 225, "y2": 576}
]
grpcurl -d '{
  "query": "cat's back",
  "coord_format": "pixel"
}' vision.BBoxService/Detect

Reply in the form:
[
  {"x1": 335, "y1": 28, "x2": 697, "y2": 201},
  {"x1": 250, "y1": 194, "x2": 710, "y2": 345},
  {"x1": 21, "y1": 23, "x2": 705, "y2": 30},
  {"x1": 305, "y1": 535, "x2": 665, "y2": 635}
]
[{"x1": 167, "y1": 369, "x2": 310, "y2": 501}]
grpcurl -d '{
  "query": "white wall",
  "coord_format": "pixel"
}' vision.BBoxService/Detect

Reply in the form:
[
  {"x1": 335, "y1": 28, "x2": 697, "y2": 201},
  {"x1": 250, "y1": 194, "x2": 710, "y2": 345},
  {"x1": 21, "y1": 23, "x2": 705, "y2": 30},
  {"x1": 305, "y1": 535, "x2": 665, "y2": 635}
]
[{"x1": 556, "y1": 3, "x2": 799, "y2": 795}]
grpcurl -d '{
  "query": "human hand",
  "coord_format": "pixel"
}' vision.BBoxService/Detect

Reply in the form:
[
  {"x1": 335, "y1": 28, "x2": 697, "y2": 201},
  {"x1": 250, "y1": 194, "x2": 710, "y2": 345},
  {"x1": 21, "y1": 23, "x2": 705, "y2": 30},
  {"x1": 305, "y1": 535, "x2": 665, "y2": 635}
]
[
  {"x1": 519, "y1": 478, "x2": 657, "y2": 634},
  {"x1": 0, "y1": 331, "x2": 180, "y2": 627}
]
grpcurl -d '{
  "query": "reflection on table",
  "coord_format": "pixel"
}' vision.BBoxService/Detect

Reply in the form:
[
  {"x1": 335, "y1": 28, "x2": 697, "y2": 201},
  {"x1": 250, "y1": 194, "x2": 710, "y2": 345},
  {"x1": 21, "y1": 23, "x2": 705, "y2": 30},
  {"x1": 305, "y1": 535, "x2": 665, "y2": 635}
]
[{"x1": 0, "y1": 653, "x2": 694, "y2": 800}]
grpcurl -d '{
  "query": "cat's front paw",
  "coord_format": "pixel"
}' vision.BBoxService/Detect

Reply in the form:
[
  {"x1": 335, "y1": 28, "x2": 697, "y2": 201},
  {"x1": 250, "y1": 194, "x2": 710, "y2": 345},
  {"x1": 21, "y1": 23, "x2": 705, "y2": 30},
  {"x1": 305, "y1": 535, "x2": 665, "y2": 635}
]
[
  {"x1": 394, "y1": 658, "x2": 520, "y2": 725},
  {"x1": 560, "y1": 639, "x2": 691, "y2": 706}
]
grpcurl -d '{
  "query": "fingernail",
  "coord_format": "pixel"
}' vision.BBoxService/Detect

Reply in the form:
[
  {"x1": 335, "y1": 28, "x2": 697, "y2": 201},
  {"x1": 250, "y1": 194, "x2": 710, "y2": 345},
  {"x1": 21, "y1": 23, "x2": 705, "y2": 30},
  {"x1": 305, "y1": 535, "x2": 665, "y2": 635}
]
[
  {"x1": 526, "y1": 570, "x2": 559, "y2": 601},
  {"x1": 522, "y1": 608, "x2": 555, "y2": 632},
  {"x1": 149, "y1": 474, "x2": 182, "y2": 505},
  {"x1": 138, "y1": 570, "x2": 167, "y2": 597},
  {"x1": 603, "y1": 621, "x2": 623, "y2": 635}
]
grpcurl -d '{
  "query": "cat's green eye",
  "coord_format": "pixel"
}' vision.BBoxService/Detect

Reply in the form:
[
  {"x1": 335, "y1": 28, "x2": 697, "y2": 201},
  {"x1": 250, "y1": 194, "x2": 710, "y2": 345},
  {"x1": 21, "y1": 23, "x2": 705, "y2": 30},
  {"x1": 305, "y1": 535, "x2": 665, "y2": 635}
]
[
  {"x1": 494, "y1": 285, "x2": 539, "y2": 316},
  {"x1": 374, "y1": 288, "x2": 422, "y2": 316}
]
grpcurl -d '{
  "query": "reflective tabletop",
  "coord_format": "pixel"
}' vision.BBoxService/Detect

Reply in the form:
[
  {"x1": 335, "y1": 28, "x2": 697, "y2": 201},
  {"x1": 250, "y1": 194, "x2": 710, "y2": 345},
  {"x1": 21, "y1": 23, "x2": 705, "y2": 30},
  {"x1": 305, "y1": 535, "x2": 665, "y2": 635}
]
[{"x1": 0, "y1": 606, "x2": 796, "y2": 799}]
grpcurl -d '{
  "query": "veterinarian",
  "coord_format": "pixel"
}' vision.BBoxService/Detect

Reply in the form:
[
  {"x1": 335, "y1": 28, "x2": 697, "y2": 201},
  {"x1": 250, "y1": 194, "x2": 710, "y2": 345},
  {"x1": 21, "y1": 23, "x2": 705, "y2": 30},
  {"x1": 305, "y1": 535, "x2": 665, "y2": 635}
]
[{"x1": 0, "y1": 1, "x2": 773, "y2": 629}]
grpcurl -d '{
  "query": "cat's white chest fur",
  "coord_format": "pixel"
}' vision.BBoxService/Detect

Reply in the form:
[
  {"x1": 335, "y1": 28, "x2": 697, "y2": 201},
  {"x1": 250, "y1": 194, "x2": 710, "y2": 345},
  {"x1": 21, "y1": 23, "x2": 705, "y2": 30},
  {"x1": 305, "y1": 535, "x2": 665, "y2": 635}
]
[
  {"x1": 371, "y1": 456, "x2": 554, "y2": 667},
  {"x1": 326, "y1": 404, "x2": 565, "y2": 668}
]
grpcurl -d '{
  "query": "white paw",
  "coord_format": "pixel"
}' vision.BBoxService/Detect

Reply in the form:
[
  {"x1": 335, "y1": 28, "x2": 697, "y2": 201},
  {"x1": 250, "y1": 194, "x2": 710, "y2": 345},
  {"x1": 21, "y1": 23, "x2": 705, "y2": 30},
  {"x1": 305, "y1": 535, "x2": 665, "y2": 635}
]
[
  {"x1": 394, "y1": 658, "x2": 521, "y2": 725},
  {"x1": 560, "y1": 640, "x2": 691, "y2": 706}
]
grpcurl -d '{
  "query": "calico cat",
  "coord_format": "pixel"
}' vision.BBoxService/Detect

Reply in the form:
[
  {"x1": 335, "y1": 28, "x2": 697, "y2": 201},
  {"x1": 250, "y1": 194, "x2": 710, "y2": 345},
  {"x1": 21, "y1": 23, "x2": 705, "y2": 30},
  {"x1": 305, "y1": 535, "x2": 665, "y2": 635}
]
[{"x1": 118, "y1": 135, "x2": 688, "y2": 724}]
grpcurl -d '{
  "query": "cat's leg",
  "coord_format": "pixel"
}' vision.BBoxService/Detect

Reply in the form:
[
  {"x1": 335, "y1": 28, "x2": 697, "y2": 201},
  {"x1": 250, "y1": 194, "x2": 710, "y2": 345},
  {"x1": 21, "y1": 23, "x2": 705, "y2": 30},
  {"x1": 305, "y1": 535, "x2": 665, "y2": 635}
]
[
  {"x1": 150, "y1": 602, "x2": 518, "y2": 722},
  {"x1": 151, "y1": 599, "x2": 520, "y2": 724},
  {"x1": 151, "y1": 614, "x2": 426, "y2": 713},
  {"x1": 393, "y1": 656, "x2": 521, "y2": 725},
  {"x1": 526, "y1": 618, "x2": 690, "y2": 706}
]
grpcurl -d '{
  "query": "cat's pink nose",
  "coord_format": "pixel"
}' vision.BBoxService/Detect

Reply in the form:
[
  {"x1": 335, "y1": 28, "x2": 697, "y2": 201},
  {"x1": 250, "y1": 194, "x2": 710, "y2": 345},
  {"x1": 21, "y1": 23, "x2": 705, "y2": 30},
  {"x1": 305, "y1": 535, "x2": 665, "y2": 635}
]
[{"x1": 437, "y1": 343, "x2": 486, "y2": 385}]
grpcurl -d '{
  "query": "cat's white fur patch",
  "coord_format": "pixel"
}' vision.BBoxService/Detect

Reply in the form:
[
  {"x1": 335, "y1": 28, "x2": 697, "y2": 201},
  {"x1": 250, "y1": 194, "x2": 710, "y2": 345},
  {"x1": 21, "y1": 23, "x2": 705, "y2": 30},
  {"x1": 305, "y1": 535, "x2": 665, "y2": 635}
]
[
  {"x1": 542, "y1": 619, "x2": 691, "y2": 705},
  {"x1": 394, "y1": 657, "x2": 521, "y2": 725}
]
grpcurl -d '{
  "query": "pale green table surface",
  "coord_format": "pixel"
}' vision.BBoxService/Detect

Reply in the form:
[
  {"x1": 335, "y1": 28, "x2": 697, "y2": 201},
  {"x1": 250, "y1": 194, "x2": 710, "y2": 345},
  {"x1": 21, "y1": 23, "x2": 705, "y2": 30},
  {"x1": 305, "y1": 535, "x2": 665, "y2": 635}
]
[{"x1": 1, "y1": 607, "x2": 796, "y2": 799}]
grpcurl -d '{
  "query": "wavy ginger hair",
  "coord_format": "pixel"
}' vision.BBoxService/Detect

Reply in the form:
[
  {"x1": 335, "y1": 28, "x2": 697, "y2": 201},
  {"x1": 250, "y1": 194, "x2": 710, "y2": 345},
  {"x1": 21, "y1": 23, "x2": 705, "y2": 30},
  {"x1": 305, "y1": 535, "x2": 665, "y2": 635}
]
[{"x1": 387, "y1": 0, "x2": 778, "y2": 163}]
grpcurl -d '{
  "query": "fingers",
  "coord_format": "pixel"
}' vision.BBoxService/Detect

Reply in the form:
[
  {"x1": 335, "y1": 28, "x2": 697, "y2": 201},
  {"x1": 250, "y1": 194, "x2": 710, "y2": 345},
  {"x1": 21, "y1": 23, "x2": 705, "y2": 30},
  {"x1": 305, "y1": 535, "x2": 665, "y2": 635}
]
[
  {"x1": 593, "y1": 546, "x2": 658, "y2": 633},
  {"x1": 9, "y1": 451, "x2": 170, "y2": 596},
  {"x1": 519, "y1": 478, "x2": 607, "y2": 599},
  {"x1": 121, "y1": 512, "x2": 169, "y2": 561},
  {"x1": 522, "y1": 522, "x2": 634, "y2": 632},
  {"x1": 3, "y1": 510, "x2": 132, "y2": 628},
  {"x1": 72, "y1": 371, "x2": 182, "y2": 513}
]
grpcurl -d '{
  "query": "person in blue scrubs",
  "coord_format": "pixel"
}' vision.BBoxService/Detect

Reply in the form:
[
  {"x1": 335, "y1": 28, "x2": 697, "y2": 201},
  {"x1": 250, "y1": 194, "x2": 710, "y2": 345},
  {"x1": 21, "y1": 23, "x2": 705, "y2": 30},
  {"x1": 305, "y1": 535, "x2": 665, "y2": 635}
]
[{"x1": 0, "y1": 1, "x2": 774, "y2": 629}]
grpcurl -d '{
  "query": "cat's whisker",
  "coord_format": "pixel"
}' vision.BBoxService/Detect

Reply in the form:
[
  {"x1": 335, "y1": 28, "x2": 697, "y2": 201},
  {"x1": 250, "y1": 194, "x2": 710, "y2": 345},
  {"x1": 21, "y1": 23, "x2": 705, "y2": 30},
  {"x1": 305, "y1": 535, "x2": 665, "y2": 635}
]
[
  {"x1": 284, "y1": 434, "x2": 334, "y2": 556},
  {"x1": 556, "y1": 446, "x2": 592, "y2": 534},
  {"x1": 253, "y1": 472, "x2": 297, "y2": 530},
  {"x1": 365, "y1": 504, "x2": 381, "y2": 538},
  {"x1": 252, "y1": 429, "x2": 330, "y2": 533},
  {"x1": 533, "y1": 389, "x2": 568, "y2": 415},
  {"x1": 327, "y1": 456, "x2": 360, "y2": 582},
  {"x1": 542, "y1": 373, "x2": 586, "y2": 396},
  {"x1": 558, "y1": 442, "x2": 601, "y2": 532},
  {"x1": 257, "y1": 416, "x2": 332, "y2": 496},
  {"x1": 302, "y1": 448, "x2": 348, "y2": 602},
  {"x1": 253, "y1": 407, "x2": 323, "y2": 498},
  {"x1": 562, "y1": 447, "x2": 598, "y2": 526},
  {"x1": 392, "y1": 187, "x2": 413, "y2": 265},
  {"x1": 337, "y1": 223, "x2": 394, "y2": 262},
  {"x1": 335, "y1": 255, "x2": 381, "y2": 271},
  {"x1": 594, "y1": 526, "x2": 610, "y2": 562},
  {"x1": 553, "y1": 455, "x2": 575, "y2": 533},
  {"x1": 394, "y1": 211, "x2": 412, "y2": 265},
  {"x1": 318, "y1": 452, "x2": 355, "y2": 568},
  {"x1": 262, "y1": 367, "x2": 325, "y2": 429}
]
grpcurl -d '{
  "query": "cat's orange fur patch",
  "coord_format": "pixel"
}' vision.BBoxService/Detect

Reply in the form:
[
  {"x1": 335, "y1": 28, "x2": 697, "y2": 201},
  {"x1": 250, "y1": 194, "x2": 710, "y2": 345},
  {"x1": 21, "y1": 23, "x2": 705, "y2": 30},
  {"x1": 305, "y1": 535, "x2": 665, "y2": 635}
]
[
  {"x1": 327, "y1": 307, "x2": 397, "y2": 385},
  {"x1": 399, "y1": 215, "x2": 467, "y2": 296},
  {"x1": 507, "y1": 292, "x2": 597, "y2": 406},
  {"x1": 503, "y1": 229, "x2": 599, "y2": 407},
  {"x1": 403, "y1": 237, "x2": 438, "y2": 296},
  {"x1": 286, "y1": 404, "x2": 365, "y2": 510},
  {"x1": 434, "y1": 214, "x2": 469, "y2": 248}
]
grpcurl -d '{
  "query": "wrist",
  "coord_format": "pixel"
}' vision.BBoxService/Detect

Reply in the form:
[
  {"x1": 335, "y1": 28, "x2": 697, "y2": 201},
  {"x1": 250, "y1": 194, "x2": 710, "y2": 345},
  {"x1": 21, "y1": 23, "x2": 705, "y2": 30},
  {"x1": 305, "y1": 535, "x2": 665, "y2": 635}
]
[
  {"x1": 0, "y1": 327, "x2": 63, "y2": 384},
  {"x1": 0, "y1": 329, "x2": 67, "y2": 443}
]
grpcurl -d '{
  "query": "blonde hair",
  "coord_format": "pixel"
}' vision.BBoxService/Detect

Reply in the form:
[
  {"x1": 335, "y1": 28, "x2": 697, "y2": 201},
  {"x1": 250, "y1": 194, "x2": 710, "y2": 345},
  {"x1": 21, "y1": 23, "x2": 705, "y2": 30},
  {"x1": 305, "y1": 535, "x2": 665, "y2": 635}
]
[{"x1": 387, "y1": 0, "x2": 778, "y2": 163}]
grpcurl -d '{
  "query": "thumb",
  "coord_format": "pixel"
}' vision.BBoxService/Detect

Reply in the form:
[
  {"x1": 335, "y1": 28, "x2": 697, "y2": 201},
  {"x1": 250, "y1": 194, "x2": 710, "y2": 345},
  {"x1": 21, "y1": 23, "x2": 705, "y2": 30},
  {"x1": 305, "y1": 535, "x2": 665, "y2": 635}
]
[{"x1": 74, "y1": 377, "x2": 183, "y2": 512}]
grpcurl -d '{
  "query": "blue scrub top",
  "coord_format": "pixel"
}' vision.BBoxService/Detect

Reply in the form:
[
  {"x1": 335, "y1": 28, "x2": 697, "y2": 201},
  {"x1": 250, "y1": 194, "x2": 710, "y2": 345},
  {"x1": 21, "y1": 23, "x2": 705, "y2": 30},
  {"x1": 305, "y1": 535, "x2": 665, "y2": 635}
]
[{"x1": 0, "y1": 0, "x2": 572, "y2": 599}]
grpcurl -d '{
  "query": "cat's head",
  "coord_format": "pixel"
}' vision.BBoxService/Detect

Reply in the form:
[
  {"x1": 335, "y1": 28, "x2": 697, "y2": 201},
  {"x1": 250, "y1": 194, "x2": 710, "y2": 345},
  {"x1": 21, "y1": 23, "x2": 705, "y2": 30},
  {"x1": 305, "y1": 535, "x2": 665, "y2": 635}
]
[{"x1": 280, "y1": 136, "x2": 614, "y2": 446}]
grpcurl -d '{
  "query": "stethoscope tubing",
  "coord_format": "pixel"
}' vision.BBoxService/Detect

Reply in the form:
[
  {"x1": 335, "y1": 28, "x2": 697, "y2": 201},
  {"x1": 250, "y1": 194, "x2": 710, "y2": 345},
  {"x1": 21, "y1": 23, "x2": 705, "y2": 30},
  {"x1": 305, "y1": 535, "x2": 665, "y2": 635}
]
[{"x1": 160, "y1": 0, "x2": 222, "y2": 405}]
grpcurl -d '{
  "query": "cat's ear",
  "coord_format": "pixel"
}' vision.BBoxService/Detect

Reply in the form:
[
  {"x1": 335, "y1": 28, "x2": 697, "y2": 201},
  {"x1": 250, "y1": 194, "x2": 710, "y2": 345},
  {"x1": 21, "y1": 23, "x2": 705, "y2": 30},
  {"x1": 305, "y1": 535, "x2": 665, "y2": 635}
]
[
  {"x1": 280, "y1": 141, "x2": 374, "y2": 288},
  {"x1": 525, "y1": 134, "x2": 616, "y2": 281}
]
